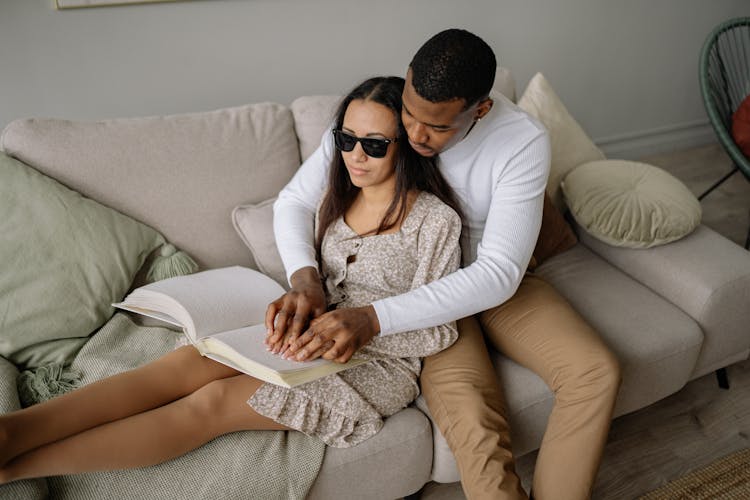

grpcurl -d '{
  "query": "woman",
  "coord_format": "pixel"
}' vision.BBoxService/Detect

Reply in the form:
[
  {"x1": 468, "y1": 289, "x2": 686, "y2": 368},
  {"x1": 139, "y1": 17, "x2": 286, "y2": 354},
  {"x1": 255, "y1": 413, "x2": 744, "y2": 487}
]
[{"x1": 0, "y1": 76, "x2": 462, "y2": 483}]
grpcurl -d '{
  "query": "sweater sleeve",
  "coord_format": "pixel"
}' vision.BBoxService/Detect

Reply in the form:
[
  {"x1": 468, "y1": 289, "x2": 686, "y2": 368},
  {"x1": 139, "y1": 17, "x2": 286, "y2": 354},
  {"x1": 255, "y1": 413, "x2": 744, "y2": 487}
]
[
  {"x1": 273, "y1": 133, "x2": 333, "y2": 285},
  {"x1": 360, "y1": 204, "x2": 461, "y2": 359},
  {"x1": 373, "y1": 131, "x2": 550, "y2": 335}
]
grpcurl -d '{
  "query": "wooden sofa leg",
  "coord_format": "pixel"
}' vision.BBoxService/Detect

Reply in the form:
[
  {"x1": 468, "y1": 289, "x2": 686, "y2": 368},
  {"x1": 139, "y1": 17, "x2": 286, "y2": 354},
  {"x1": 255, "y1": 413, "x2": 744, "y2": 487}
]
[{"x1": 716, "y1": 368, "x2": 730, "y2": 389}]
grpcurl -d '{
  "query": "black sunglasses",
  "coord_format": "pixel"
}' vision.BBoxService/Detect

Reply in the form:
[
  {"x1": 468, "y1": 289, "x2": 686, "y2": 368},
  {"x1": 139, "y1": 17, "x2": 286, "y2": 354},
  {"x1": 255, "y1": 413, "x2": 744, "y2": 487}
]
[{"x1": 332, "y1": 129, "x2": 397, "y2": 158}]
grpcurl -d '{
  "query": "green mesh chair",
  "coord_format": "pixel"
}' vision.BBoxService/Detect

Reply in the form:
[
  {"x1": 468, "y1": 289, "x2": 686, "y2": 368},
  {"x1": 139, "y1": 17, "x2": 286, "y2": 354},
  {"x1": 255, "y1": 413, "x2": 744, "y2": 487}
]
[{"x1": 699, "y1": 16, "x2": 750, "y2": 249}]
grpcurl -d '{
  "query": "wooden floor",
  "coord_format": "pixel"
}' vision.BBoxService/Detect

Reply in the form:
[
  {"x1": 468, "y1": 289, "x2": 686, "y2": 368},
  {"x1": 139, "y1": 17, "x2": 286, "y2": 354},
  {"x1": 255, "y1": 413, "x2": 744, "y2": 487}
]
[{"x1": 419, "y1": 143, "x2": 750, "y2": 500}]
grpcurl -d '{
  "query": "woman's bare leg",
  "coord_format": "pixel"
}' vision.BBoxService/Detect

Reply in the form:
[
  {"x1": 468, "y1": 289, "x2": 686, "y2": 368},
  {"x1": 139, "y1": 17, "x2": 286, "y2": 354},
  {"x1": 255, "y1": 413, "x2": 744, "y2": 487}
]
[
  {"x1": 1, "y1": 374, "x2": 285, "y2": 483},
  {"x1": 0, "y1": 346, "x2": 238, "y2": 467}
]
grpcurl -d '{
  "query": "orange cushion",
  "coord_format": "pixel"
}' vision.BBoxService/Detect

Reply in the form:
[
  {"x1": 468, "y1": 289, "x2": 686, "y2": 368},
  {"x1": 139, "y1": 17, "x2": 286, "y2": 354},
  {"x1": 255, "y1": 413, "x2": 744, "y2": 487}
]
[{"x1": 731, "y1": 94, "x2": 750, "y2": 157}]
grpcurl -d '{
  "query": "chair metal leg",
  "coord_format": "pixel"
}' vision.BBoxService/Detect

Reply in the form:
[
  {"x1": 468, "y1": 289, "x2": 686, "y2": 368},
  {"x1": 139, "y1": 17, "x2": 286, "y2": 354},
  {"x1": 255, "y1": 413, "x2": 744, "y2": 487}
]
[
  {"x1": 698, "y1": 165, "x2": 739, "y2": 200},
  {"x1": 716, "y1": 367, "x2": 730, "y2": 389},
  {"x1": 745, "y1": 221, "x2": 750, "y2": 250}
]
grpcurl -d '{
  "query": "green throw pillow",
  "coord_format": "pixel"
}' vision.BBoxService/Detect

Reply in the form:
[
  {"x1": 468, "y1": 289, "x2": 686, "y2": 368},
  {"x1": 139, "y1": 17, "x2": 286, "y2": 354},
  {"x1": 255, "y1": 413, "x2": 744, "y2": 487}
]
[{"x1": 0, "y1": 153, "x2": 166, "y2": 369}]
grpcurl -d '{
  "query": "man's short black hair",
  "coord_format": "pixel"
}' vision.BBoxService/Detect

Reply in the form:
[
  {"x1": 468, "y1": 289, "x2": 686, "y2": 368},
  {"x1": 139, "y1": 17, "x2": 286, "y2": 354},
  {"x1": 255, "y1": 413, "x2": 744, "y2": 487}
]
[{"x1": 409, "y1": 28, "x2": 496, "y2": 108}]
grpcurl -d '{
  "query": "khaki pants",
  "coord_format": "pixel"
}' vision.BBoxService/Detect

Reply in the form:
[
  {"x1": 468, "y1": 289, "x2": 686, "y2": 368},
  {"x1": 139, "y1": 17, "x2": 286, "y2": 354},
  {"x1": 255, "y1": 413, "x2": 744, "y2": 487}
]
[{"x1": 421, "y1": 275, "x2": 621, "y2": 500}]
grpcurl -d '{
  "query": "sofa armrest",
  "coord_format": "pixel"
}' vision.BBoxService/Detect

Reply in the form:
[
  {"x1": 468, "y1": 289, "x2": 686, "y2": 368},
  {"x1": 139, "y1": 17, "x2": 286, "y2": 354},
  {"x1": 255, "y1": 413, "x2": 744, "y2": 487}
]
[{"x1": 577, "y1": 224, "x2": 750, "y2": 377}]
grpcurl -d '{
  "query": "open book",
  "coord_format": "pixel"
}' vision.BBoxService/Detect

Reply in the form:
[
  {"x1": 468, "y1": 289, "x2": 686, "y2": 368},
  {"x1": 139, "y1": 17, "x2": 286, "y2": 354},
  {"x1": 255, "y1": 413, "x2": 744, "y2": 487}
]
[{"x1": 114, "y1": 266, "x2": 365, "y2": 387}]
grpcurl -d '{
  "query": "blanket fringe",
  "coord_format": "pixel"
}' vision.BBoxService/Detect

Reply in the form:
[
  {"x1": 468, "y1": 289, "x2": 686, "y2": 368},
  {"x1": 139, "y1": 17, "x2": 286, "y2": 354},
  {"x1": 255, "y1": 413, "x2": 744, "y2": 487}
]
[
  {"x1": 17, "y1": 362, "x2": 82, "y2": 407},
  {"x1": 147, "y1": 243, "x2": 198, "y2": 282}
]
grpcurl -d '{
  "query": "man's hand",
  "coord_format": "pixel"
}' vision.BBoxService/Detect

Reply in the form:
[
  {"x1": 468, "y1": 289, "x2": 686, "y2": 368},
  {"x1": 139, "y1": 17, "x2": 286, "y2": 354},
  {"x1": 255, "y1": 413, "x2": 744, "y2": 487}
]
[
  {"x1": 287, "y1": 305, "x2": 380, "y2": 363},
  {"x1": 264, "y1": 267, "x2": 327, "y2": 354}
]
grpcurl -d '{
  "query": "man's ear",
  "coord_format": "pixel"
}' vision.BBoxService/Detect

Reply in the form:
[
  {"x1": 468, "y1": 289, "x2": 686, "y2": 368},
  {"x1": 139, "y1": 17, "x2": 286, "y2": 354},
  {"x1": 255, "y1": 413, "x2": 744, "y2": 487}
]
[{"x1": 475, "y1": 97, "x2": 493, "y2": 120}]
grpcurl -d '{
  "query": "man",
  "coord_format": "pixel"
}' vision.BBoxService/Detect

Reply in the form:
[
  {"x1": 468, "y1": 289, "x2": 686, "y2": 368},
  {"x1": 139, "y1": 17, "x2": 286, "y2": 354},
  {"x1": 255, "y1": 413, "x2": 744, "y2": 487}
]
[{"x1": 266, "y1": 29, "x2": 621, "y2": 500}]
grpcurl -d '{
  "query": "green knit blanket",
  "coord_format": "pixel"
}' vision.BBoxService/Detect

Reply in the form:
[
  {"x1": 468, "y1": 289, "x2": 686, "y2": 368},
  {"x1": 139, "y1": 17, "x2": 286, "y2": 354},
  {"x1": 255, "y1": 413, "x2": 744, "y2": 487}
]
[{"x1": 28, "y1": 313, "x2": 325, "y2": 500}]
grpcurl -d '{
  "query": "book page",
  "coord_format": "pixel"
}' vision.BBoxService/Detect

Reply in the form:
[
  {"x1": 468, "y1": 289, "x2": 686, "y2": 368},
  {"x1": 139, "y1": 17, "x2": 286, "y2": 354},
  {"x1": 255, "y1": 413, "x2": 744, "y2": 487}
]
[{"x1": 133, "y1": 267, "x2": 284, "y2": 339}]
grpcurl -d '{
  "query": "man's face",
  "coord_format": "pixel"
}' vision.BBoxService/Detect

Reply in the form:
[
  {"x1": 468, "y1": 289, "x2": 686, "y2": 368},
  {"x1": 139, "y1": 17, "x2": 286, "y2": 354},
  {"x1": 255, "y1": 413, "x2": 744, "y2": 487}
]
[{"x1": 401, "y1": 69, "x2": 487, "y2": 157}]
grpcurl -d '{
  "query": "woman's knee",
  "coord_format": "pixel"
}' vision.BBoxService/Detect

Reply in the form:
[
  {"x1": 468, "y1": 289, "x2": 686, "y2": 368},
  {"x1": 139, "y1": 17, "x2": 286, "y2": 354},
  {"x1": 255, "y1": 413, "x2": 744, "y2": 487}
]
[
  {"x1": 161, "y1": 347, "x2": 235, "y2": 385},
  {"x1": 183, "y1": 379, "x2": 233, "y2": 423}
]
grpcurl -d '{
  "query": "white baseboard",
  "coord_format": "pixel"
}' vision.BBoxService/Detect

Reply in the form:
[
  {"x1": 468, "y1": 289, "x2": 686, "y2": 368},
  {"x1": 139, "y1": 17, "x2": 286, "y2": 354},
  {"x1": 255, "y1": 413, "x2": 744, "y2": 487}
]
[{"x1": 595, "y1": 120, "x2": 718, "y2": 160}]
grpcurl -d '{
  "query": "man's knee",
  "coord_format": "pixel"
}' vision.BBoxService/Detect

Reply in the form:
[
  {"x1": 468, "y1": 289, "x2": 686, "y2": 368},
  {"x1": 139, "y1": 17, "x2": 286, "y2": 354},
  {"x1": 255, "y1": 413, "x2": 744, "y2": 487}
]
[
  {"x1": 558, "y1": 345, "x2": 621, "y2": 403},
  {"x1": 592, "y1": 344, "x2": 620, "y2": 388}
]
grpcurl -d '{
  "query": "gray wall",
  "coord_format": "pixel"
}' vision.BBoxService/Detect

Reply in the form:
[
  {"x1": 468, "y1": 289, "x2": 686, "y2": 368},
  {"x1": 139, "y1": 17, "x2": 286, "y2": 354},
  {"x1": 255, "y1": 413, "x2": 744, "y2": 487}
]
[{"x1": 2, "y1": 0, "x2": 748, "y2": 158}]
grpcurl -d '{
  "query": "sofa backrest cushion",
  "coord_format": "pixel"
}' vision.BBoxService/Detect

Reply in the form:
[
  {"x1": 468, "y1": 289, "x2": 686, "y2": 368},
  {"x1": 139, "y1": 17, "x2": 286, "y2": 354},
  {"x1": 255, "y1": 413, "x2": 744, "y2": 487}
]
[
  {"x1": 291, "y1": 95, "x2": 341, "y2": 162},
  {"x1": 0, "y1": 103, "x2": 301, "y2": 270}
]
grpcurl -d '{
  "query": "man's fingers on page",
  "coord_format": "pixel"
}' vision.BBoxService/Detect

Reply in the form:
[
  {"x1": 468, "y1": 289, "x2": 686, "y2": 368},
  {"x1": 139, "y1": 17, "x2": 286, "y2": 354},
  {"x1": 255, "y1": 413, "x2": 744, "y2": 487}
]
[
  {"x1": 334, "y1": 347, "x2": 356, "y2": 364},
  {"x1": 305, "y1": 340, "x2": 335, "y2": 362},
  {"x1": 288, "y1": 327, "x2": 315, "y2": 353},
  {"x1": 295, "y1": 329, "x2": 331, "y2": 361},
  {"x1": 321, "y1": 343, "x2": 341, "y2": 360},
  {"x1": 287, "y1": 313, "x2": 309, "y2": 340}
]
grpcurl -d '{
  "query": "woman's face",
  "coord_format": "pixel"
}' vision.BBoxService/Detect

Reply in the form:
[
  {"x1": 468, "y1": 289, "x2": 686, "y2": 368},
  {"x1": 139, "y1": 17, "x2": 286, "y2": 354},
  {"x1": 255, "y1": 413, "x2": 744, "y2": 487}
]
[{"x1": 340, "y1": 98, "x2": 400, "y2": 191}]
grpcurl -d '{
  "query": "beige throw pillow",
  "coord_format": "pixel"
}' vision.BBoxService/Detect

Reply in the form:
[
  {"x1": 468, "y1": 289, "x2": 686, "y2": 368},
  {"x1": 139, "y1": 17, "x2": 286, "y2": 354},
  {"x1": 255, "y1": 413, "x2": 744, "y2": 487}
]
[
  {"x1": 232, "y1": 198, "x2": 288, "y2": 289},
  {"x1": 518, "y1": 73, "x2": 606, "y2": 211},
  {"x1": 561, "y1": 160, "x2": 702, "y2": 248}
]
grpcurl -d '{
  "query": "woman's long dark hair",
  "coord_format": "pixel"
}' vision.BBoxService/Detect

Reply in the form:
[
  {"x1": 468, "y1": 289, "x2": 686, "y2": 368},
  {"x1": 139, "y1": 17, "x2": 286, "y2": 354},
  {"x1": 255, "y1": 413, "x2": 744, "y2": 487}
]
[{"x1": 316, "y1": 76, "x2": 463, "y2": 253}]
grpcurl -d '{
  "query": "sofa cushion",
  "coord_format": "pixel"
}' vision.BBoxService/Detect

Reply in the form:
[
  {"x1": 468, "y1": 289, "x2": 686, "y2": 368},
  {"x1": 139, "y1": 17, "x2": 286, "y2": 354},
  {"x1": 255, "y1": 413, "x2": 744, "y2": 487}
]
[
  {"x1": 493, "y1": 66, "x2": 517, "y2": 103},
  {"x1": 578, "y1": 224, "x2": 750, "y2": 378},
  {"x1": 562, "y1": 160, "x2": 702, "y2": 248},
  {"x1": 517, "y1": 73, "x2": 606, "y2": 211},
  {"x1": 0, "y1": 153, "x2": 164, "y2": 370},
  {"x1": 291, "y1": 95, "x2": 341, "y2": 162},
  {"x1": 0, "y1": 103, "x2": 301, "y2": 271},
  {"x1": 232, "y1": 198, "x2": 288, "y2": 288},
  {"x1": 307, "y1": 407, "x2": 433, "y2": 500}
]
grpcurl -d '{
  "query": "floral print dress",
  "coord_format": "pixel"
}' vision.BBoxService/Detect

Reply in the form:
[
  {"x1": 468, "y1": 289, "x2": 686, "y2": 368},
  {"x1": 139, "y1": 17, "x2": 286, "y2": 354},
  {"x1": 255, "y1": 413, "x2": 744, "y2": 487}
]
[{"x1": 248, "y1": 192, "x2": 462, "y2": 447}]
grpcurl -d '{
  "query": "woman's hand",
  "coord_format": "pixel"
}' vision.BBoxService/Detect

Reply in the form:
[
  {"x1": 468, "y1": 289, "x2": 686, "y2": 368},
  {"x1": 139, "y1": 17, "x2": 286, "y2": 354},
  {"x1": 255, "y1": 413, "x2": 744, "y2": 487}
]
[
  {"x1": 286, "y1": 305, "x2": 380, "y2": 363},
  {"x1": 264, "y1": 267, "x2": 327, "y2": 354}
]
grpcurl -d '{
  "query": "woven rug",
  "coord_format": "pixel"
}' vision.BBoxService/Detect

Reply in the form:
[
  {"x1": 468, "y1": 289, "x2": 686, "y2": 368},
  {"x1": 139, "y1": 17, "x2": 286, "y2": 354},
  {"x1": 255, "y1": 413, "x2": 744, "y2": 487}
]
[{"x1": 639, "y1": 448, "x2": 750, "y2": 499}]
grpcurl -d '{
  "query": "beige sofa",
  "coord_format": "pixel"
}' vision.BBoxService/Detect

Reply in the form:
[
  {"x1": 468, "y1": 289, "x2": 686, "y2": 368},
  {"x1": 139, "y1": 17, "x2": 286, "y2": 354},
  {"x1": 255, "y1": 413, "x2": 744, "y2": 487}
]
[{"x1": 2, "y1": 68, "x2": 749, "y2": 499}]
